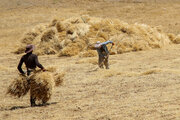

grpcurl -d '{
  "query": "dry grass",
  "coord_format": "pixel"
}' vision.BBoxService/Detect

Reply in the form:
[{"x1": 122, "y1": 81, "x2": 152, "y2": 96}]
[
  {"x1": 79, "y1": 50, "x2": 97, "y2": 57},
  {"x1": 14, "y1": 16, "x2": 176, "y2": 57},
  {"x1": 0, "y1": 0, "x2": 180, "y2": 120},
  {"x1": 171, "y1": 34, "x2": 180, "y2": 44},
  {"x1": 7, "y1": 75, "x2": 29, "y2": 98},
  {"x1": 6, "y1": 66, "x2": 65, "y2": 104},
  {"x1": 29, "y1": 72, "x2": 55, "y2": 103},
  {"x1": 141, "y1": 69, "x2": 162, "y2": 75},
  {"x1": 54, "y1": 72, "x2": 65, "y2": 87}
]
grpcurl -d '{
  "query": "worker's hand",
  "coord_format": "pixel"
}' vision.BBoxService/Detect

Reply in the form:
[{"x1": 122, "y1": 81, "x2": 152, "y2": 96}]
[{"x1": 42, "y1": 68, "x2": 46, "y2": 72}]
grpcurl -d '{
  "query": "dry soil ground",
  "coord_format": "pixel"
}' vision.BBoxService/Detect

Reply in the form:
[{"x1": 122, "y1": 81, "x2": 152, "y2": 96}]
[{"x1": 0, "y1": 0, "x2": 180, "y2": 120}]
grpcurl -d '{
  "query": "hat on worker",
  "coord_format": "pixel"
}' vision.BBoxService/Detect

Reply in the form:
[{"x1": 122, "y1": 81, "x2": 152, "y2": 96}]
[
  {"x1": 25, "y1": 44, "x2": 35, "y2": 53},
  {"x1": 96, "y1": 41, "x2": 101, "y2": 44},
  {"x1": 94, "y1": 41, "x2": 101, "y2": 48}
]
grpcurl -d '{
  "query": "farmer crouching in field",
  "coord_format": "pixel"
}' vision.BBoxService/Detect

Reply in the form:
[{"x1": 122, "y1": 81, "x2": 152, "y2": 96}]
[
  {"x1": 17, "y1": 44, "x2": 46, "y2": 106},
  {"x1": 94, "y1": 40, "x2": 114, "y2": 69}
]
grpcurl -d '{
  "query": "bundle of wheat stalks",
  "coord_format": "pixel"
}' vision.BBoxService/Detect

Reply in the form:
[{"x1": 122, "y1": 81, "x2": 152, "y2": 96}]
[
  {"x1": 7, "y1": 67, "x2": 65, "y2": 103},
  {"x1": 7, "y1": 74, "x2": 30, "y2": 98}
]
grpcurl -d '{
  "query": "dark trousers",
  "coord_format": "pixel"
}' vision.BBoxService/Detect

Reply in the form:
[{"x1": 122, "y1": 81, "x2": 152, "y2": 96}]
[
  {"x1": 30, "y1": 96, "x2": 36, "y2": 106},
  {"x1": 98, "y1": 55, "x2": 109, "y2": 69},
  {"x1": 27, "y1": 69, "x2": 36, "y2": 106}
]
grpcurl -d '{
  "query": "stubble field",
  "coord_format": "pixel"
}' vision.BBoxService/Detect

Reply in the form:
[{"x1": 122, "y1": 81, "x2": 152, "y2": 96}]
[{"x1": 0, "y1": 0, "x2": 180, "y2": 120}]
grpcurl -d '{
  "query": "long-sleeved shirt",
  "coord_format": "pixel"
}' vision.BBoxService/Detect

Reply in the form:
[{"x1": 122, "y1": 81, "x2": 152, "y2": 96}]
[
  {"x1": 95, "y1": 40, "x2": 113, "y2": 57},
  {"x1": 100, "y1": 40, "x2": 113, "y2": 46},
  {"x1": 94, "y1": 40, "x2": 113, "y2": 48},
  {"x1": 17, "y1": 53, "x2": 44, "y2": 74}
]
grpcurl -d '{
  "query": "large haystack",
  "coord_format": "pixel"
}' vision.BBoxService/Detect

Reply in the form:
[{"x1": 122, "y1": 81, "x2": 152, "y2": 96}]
[{"x1": 15, "y1": 16, "x2": 178, "y2": 57}]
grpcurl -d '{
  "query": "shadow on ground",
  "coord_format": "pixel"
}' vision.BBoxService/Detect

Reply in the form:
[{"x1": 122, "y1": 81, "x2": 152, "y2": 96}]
[{"x1": 1, "y1": 102, "x2": 58, "y2": 111}]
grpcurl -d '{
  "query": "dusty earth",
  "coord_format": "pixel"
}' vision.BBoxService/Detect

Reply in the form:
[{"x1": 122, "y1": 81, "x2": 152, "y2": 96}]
[{"x1": 0, "y1": 0, "x2": 180, "y2": 120}]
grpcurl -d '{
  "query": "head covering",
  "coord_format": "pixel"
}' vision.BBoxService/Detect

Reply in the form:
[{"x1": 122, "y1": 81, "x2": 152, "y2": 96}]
[
  {"x1": 25, "y1": 44, "x2": 35, "y2": 53},
  {"x1": 94, "y1": 41, "x2": 101, "y2": 48},
  {"x1": 96, "y1": 41, "x2": 101, "y2": 44}
]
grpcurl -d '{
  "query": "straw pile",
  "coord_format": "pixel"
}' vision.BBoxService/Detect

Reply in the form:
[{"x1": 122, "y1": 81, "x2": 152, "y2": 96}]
[
  {"x1": 7, "y1": 75, "x2": 29, "y2": 98},
  {"x1": 15, "y1": 16, "x2": 178, "y2": 57}
]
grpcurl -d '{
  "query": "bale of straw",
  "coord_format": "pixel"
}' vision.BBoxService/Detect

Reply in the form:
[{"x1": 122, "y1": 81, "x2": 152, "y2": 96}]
[
  {"x1": 168, "y1": 33, "x2": 176, "y2": 42},
  {"x1": 56, "y1": 21, "x2": 65, "y2": 32},
  {"x1": 87, "y1": 43, "x2": 96, "y2": 50},
  {"x1": 75, "y1": 23, "x2": 90, "y2": 36},
  {"x1": 54, "y1": 72, "x2": 65, "y2": 87},
  {"x1": 58, "y1": 45, "x2": 80, "y2": 56},
  {"x1": 42, "y1": 66, "x2": 65, "y2": 87},
  {"x1": 21, "y1": 32, "x2": 38, "y2": 44},
  {"x1": 34, "y1": 28, "x2": 62, "y2": 55},
  {"x1": 29, "y1": 72, "x2": 55, "y2": 103},
  {"x1": 49, "y1": 19, "x2": 58, "y2": 27},
  {"x1": 14, "y1": 46, "x2": 26, "y2": 54},
  {"x1": 173, "y1": 34, "x2": 180, "y2": 44},
  {"x1": 7, "y1": 75, "x2": 29, "y2": 98},
  {"x1": 35, "y1": 66, "x2": 64, "y2": 87},
  {"x1": 59, "y1": 38, "x2": 86, "y2": 57},
  {"x1": 79, "y1": 50, "x2": 97, "y2": 57},
  {"x1": 41, "y1": 28, "x2": 56, "y2": 42}
]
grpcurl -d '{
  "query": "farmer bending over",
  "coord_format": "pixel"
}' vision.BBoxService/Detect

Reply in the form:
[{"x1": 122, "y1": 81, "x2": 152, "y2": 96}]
[
  {"x1": 94, "y1": 40, "x2": 114, "y2": 69},
  {"x1": 17, "y1": 44, "x2": 45, "y2": 106}
]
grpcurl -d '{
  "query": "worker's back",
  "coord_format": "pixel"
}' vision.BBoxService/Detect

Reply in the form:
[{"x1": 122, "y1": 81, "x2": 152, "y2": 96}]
[
  {"x1": 96, "y1": 44, "x2": 109, "y2": 57},
  {"x1": 23, "y1": 53, "x2": 37, "y2": 69}
]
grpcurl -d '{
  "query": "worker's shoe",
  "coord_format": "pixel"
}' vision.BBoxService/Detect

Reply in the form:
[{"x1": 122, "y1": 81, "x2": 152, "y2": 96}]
[{"x1": 31, "y1": 103, "x2": 37, "y2": 107}]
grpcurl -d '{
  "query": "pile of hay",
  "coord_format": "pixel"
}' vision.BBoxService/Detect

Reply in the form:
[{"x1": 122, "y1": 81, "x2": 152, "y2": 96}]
[
  {"x1": 7, "y1": 75, "x2": 29, "y2": 98},
  {"x1": 7, "y1": 67, "x2": 65, "y2": 103},
  {"x1": 15, "y1": 16, "x2": 179, "y2": 57}
]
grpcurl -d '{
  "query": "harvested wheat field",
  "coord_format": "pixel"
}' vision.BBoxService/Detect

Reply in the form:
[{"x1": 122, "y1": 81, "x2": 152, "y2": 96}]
[{"x1": 0, "y1": 0, "x2": 180, "y2": 120}]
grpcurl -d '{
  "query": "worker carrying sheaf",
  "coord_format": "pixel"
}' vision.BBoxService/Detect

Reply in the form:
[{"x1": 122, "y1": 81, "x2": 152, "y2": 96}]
[
  {"x1": 94, "y1": 40, "x2": 114, "y2": 69},
  {"x1": 17, "y1": 44, "x2": 46, "y2": 107}
]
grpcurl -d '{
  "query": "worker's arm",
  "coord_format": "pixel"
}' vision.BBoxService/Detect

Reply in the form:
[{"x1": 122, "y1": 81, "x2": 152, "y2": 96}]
[
  {"x1": 94, "y1": 40, "x2": 114, "y2": 49},
  {"x1": 100, "y1": 40, "x2": 114, "y2": 46},
  {"x1": 34, "y1": 55, "x2": 45, "y2": 71},
  {"x1": 17, "y1": 57, "x2": 25, "y2": 74}
]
